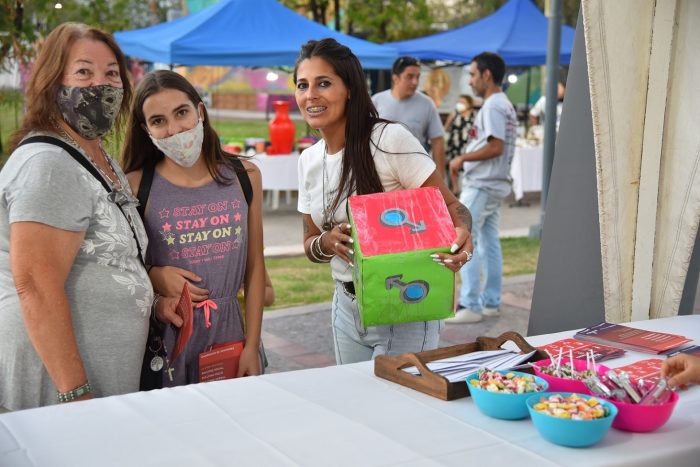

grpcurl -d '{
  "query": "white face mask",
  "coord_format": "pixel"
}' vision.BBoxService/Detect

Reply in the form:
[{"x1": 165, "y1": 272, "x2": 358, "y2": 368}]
[
  {"x1": 149, "y1": 118, "x2": 204, "y2": 168},
  {"x1": 455, "y1": 102, "x2": 467, "y2": 113}
]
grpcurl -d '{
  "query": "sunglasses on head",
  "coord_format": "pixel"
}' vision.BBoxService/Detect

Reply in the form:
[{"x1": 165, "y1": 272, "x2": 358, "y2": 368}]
[{"x1": 393, "y1": 56, "x2": 419, "y2": 74}]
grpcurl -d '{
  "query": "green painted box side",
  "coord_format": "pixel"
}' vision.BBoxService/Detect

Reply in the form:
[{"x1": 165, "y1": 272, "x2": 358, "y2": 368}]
[{"x1": 349, "y1": 210, "x2": 454, "y2": 326}]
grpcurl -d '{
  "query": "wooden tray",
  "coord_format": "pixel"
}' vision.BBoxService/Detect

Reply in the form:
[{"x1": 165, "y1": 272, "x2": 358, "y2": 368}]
[{"x1": 374, "y1": 331, "x2": 547, "y2": 401}]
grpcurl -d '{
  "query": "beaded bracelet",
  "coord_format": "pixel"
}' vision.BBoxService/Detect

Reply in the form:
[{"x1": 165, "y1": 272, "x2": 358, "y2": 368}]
[{"x1": 57, "y1": 381, "x2": 92, "y2": 403}]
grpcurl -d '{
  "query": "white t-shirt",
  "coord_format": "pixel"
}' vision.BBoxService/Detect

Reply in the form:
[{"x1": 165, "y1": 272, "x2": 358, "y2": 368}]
[
  {"x1": 371, "y1": 90, "x2": 444, "y2": 149},
  {"x1": 462, "y1": 92, "x2": 517, "y2": 198},
  {"x1": 298, "y1": 123, "x2": 436, "y2": 282},
  {"x1": 529, "y1": 96, "x2": 563, "y2": 130}
]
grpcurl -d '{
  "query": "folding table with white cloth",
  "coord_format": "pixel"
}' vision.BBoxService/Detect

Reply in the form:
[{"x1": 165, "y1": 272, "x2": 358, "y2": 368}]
[
  {"x1": 510, "y1": 144, "x2": 543, "y2": 202},
  {"x1": 1, "y1": 315, "x2": 698, "y2": 467}
]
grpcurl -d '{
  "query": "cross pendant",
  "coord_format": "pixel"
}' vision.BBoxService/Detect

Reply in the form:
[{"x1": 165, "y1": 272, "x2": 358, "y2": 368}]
[{"x1": 166, "y1": 367, "x2": 175, "y2": 381}]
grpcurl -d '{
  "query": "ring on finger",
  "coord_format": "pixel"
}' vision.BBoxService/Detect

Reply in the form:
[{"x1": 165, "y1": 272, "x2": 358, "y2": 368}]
[
  {"x1": 334, "y1": 241, "x2": 340, "y2": 250},
  {"x1": 464, "y1": 250, "x2": 473, "y2": 262}
]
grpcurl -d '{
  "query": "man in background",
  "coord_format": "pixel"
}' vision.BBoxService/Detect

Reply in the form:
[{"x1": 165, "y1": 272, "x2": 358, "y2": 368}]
[
  {"x1": 446, "y1": 52, "x2": 517, "y2": 324},
  {"x1": 372, "y1": 56, "x2": 446, "y2": 177},
  {"x1": 529, "y1": 78, "x2": 566, "y2": 130}
]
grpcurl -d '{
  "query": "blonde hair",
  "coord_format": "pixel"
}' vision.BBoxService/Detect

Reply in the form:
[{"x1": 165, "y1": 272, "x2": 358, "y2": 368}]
[{"x1": 9, "y1": 22, "x2": 132, "y2": 152}]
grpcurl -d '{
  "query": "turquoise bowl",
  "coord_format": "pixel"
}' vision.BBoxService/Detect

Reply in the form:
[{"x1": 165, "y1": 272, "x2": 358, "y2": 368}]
[
  {"x1": 467, "y1": 370, "x2": 549, "y2": 420},
  {"x1": 527, "y1": 392, "x2": 618, "y2": 447}
]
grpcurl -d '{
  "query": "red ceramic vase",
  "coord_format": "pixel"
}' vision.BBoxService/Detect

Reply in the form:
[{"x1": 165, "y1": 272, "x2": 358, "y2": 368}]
[{"x1": 268, "y1": 100, "x2": 295, "y2": 155}]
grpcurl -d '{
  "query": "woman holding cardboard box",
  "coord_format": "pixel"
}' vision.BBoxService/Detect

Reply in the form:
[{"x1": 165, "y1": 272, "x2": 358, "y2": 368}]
[{"x1": 294, "y1": 38, "x2": 474, "y2": 364}]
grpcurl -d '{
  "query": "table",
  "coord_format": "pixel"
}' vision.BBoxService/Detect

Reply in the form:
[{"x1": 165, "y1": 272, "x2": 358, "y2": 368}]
[
  {"x1": 511, "y1": 145, "x2": 543, "y2": 201},
  {"x1": 1, "y1": 315, "x2": 698, "y2": 467},
  {"x1": 249, "y1": 153, "x2": 299, "y2": 209}
]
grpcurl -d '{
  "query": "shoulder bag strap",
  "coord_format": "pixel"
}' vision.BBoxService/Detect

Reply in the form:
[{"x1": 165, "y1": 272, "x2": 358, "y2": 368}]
[
  {"x1": 229, "y1": 157, "x2": 253, "y2": 206},
  {"x1": 17, "y1": 135, "x2": 145, "y2": 266},
  {"x1": 136, "y1": 160, "x2": 155, "y2": 220},
  {"x1": 20, "y1": 135, "x2": 111, "y2": 192}
]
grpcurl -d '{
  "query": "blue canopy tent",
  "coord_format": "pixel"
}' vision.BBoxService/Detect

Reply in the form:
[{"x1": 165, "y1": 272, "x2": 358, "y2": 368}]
[
  {"x1": 114, "y1": 0, "x2": 397, "y2": 69},
  {"x1": 388, "y1": 0, "x2": 574, "y2": 65}
]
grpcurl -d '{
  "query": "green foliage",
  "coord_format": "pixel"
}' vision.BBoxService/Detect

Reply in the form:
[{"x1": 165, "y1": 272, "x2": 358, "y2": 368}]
[
  {"x1": 0, "y1": 0, "x2": 174, "y2": 72},
  {"x1": 0, "y1": 89, "x2": 23, "y2": 160},
  {"x1": 344, "y1": 0, "x2": 434, "y2": 42},
  {"x1": 1, "y1": 0, "x2": 55, "y2": 70}
]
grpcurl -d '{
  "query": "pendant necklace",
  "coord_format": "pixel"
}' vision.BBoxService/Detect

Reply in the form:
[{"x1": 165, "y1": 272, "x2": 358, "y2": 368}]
[
  {"x1": 53, "y1": 122, "x2": 122, "y2": 191},
  {"x1": 321, "y1": 144, "x2": 335, "y2": 231},
  {"x1": 149, "y1": 336, "x2": 164, "y2": 372}
]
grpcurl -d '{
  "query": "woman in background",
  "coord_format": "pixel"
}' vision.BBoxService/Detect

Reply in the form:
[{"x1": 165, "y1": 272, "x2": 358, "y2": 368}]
[{"x1": 444, "y1": 94, "x2": 476, "y2": 194}]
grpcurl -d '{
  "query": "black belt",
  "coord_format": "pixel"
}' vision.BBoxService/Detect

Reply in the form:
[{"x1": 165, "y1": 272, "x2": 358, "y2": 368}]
[{"x1": 342, "y1": 281, "x2": 355, "y2": 296}]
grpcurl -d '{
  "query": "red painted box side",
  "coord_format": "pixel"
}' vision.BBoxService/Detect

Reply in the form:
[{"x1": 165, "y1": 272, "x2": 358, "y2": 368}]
[{"x1": 348, "y1": 186, "x2": 455, "y2": 257}]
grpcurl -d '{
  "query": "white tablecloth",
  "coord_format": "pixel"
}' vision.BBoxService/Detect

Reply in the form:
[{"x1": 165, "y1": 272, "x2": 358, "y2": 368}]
[
  {"x1": 1, "y1": 315, "x2": 698, "y2": 467},
  {"x1": 249, "y1": 153, "x2": 299, "y2": 210},
  {"x1": 511, "y1": 145, "x2": 543, "y2": 201},
  {"x1": 250, "y1": 153, "x2": 299, "y2": 191}
]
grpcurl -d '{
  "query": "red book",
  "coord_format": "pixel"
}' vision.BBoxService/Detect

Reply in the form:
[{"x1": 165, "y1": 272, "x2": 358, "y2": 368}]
[
  {"x1": 171, "y1": 283, "x2": 193, "y2": 363},
  {"x1": 574, "y1": 322, "x2": 691, "y2": 354},
  {"x1": 538, "y1": 338, "x2": 625, "y2": 362},
  {"x1": 613, "y1": 358, "x2": 664, "y2": 385},
  {"x1": 199, "y1": 341, "x2": 245, "y2": 382}
]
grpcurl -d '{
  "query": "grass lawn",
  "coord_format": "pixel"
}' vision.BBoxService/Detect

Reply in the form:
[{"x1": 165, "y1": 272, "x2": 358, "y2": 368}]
[{"x1": 264, "y1": 236, "x2": 540, "y2": 310}]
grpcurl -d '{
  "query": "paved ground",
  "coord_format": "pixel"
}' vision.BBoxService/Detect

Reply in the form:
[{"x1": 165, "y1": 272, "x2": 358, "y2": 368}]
[{"x1": 260, "y1": 193, "x2": 542, "y2": 374}]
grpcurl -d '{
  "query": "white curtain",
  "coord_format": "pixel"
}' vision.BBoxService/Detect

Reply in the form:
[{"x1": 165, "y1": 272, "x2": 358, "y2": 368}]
[{"x1": 582, "y1": 0, "x2": 700, "y2": 321}]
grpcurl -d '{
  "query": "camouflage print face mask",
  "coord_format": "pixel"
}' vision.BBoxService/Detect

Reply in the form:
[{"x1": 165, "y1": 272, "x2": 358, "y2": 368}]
[{"x1": 55, "y1": 84, "x2": 124, "y2": 140}]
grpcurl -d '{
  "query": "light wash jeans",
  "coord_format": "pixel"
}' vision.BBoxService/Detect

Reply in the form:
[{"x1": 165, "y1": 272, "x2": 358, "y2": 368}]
[
  {"x1": 331, "y1": 281, "x2": 442, "y2": 364},
  {"x1": 458, "y1": 186, "x2": 504, "y2": 312}
]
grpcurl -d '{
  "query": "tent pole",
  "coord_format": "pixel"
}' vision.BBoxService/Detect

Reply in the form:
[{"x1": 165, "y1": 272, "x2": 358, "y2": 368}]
[{"x1": 530, "y1": 0, "x2": 561, "y2": 239}]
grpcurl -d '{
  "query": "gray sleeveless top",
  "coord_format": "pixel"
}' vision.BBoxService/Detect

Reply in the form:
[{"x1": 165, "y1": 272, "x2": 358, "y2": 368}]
[{"x1": 144, "y1": 165, "x2": 248, "y2": 385}]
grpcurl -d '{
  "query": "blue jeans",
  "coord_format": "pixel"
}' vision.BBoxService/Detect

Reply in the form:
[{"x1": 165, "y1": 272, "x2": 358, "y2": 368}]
[
  {"x1": 458, "y1": 186, "x2": 503, "y2": 311},
  {"x1": 331, "y1": 281, "x2": 441, "y2": 364}
]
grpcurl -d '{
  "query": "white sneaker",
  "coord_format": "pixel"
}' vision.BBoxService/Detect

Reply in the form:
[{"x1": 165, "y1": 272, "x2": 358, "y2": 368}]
[
  {"x1": 445, "y1": 307, "x2": 483, "y2": 324},
  {"x1": 483, "y1": 307, "x2": 500, "y2": 317}
]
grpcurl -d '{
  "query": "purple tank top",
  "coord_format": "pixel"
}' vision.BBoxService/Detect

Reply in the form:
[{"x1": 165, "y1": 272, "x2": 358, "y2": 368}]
[{"x1": 144, "y1": 165, "x2": 248, "y2": 385}]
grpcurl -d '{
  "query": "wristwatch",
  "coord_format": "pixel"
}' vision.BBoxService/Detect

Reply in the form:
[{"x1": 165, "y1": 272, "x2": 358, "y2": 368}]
[{"x1": 56, "y1": 381, "x2": 92, "y2": 403}]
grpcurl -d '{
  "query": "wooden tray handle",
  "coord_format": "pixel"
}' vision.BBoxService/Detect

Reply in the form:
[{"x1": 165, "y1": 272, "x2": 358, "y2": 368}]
[
  {"x1": 401, "y1": 352, "x2": 445, "y2": 380},
  {"x1": 477, "y1": 331, "x2": 537, "y2": 354}
]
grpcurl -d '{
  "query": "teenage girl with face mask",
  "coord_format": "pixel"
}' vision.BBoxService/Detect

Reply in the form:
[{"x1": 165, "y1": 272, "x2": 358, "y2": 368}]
[
  {"x1": 121, "y1": 70, "x2": 265, "y2": 387},
  {"x1": 0, "y1": 23, "x2": 151, "y2": 410}
]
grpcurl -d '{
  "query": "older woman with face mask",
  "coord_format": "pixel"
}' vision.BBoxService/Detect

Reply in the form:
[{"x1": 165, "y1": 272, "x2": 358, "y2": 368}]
[{"x1": 0, "y1": 23, "x2": 152, "y2": 411}]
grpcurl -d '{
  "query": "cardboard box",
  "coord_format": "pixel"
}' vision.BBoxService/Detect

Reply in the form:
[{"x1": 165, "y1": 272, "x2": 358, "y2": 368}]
[{"x1": 348, "y1": 186, "x2": 455, "y2": 326}]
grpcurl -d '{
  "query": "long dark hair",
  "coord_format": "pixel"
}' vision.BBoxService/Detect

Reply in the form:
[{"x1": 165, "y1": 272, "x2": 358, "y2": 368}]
[
  {"x1": 120, "y1": 70, "x2": 240, "y2": 184},
  {"x1": 293, "y1": 38, "x2": 386, "y2": 212},
  {"x1": 9, "y1": 22, "x2": 132, "y2": 152}
]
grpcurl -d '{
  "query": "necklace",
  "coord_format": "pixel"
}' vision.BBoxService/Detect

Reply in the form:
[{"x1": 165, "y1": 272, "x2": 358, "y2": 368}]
[
  {"x1": 53, "y1": 123, "x2": 122, "y2": 190},
  {"x1": 321, "y1": 144, "x2": 335, "y2": 231}
]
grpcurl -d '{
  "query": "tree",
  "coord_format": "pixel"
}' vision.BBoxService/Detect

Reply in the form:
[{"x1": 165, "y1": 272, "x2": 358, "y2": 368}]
[
  {"x1": 281, "y1": 0, "x2": 434, "y2": 42},
  {"x1": 345, "y1": 0, "x2": 433, "y2": 42},
  {"x1": 0, "y1": 0, "x2": 174, "y2": 71}
]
